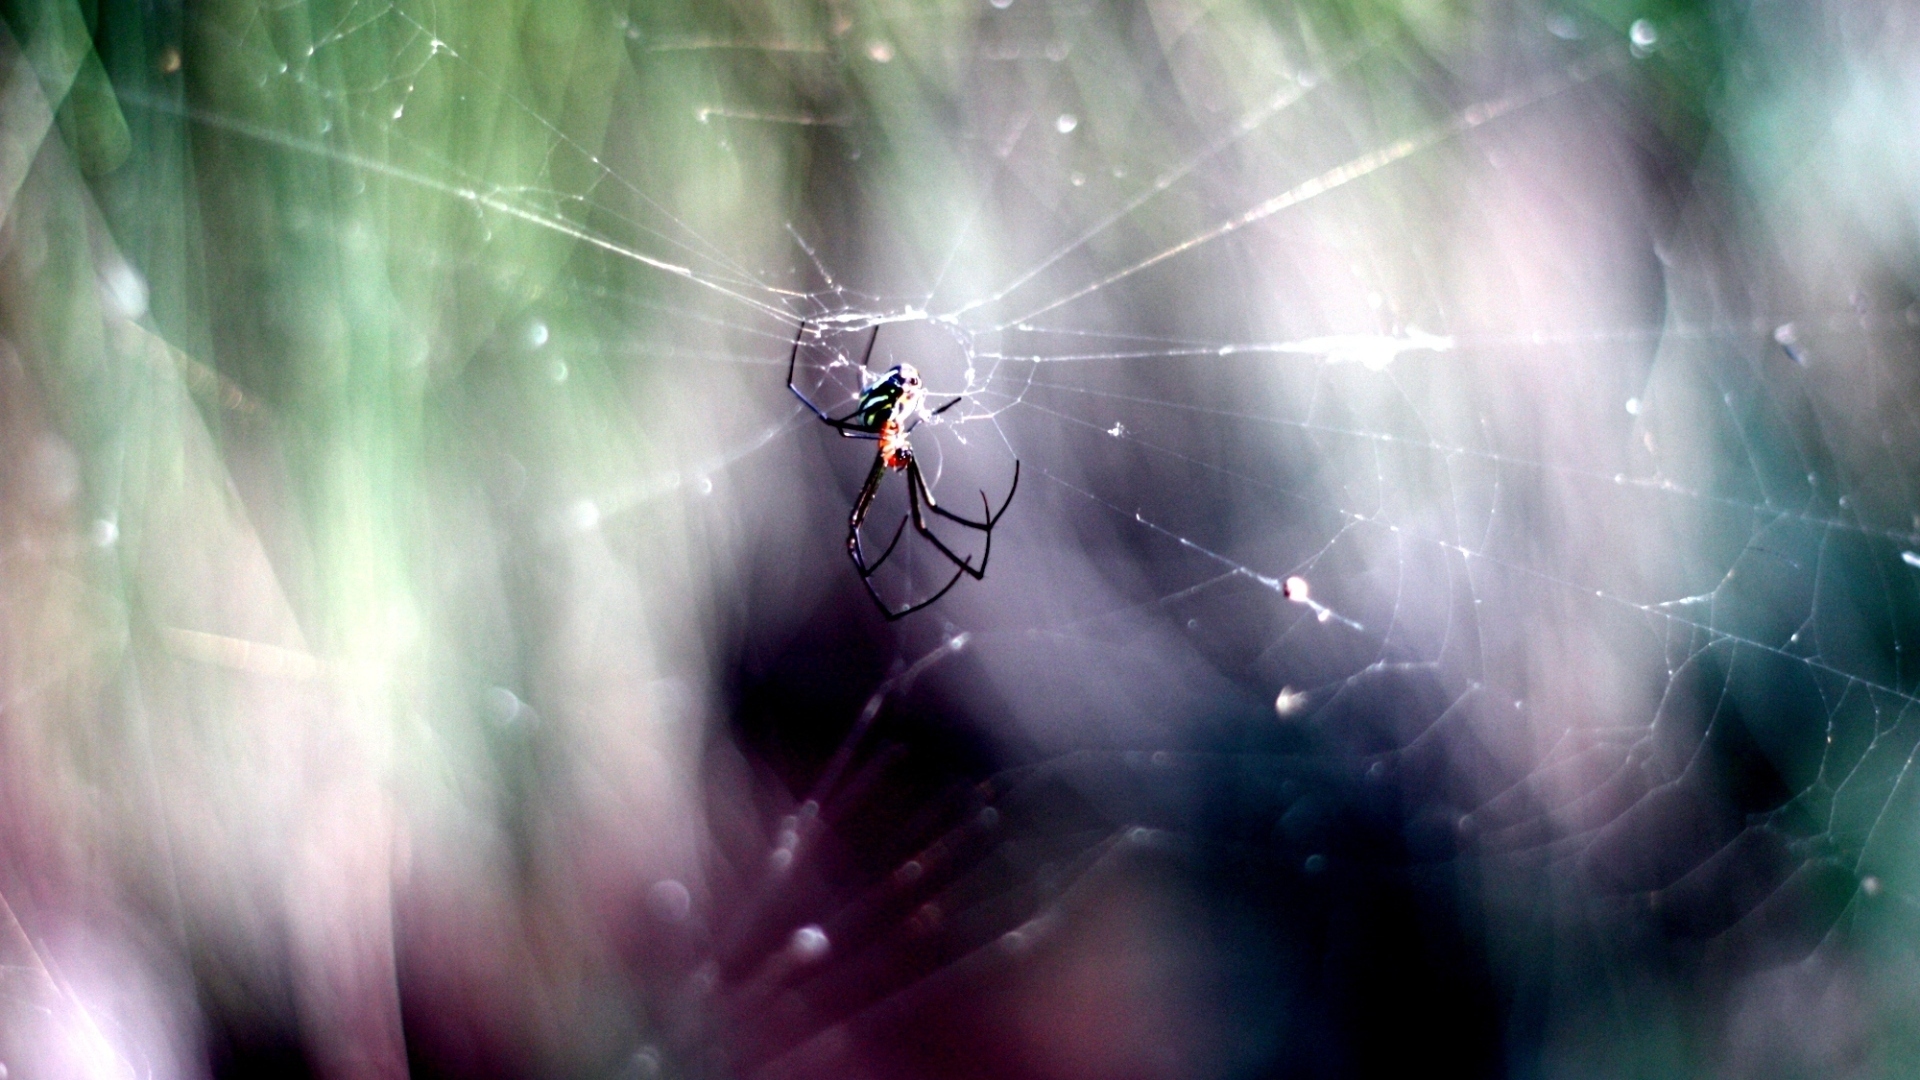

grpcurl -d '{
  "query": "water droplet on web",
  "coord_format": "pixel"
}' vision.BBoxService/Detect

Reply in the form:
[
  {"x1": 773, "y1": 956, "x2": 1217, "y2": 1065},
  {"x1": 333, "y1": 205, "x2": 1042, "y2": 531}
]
[
  {"x1": 867, "y1": 40, "x2": 895, "y2": 62},
  {"x1": 90, "y1": 518, "x2": 118, "y2": 547},
  {"x1": 101, "y1": 260, "x2": 149, "y2": 319},
  {"x1": 1625, "y1": 397, "x2": 1641, "y2": 415},
  {"x1": 528, "y1": 320, "x2": 549, "y2": 348},
  {"x1": 1274, "y1": 687, "x2": 1308, "y2": 716},
  {"x1": 1629, "y1": 18, "x2": 1658, "y2": 55},
  {"x1": 485, "y1": 687, "x2": 523, "y2": 725},
  {"x1": 549, "y1": 360, "x2": 569, "y2": 383},
  {"x1": 1070, "y1": 172, "x2": 1085, "y2": 186},
  {"x1": 650, "y1": 879, "x2": 691, "y2": 922},
  {"x1": 1055, "y1": 113, "x2": 1078, "y2": 134},
  {"x1": 1774, "y1": 323, "x2": 1797, "y2": 346},
  {"x1": 1902, "y1": 550, "x2": 1920, "y2": 569},
  {"x1": 1303, "y1": 854, "x2": 1326, "y2": 874},
  {"x1": 990, "y1": 0, "x2": 1013, "y2": 8},
  {"x1": 695, "y1": 476, "x2": 713, "y2": 495},
  {"x1": 568, "y1": 499, "x2": 600, "y2": 531},
  {"x1": 1862, "y1": 876, "x2": 1883, "y2": 897},
  {"x1": 790, "y1": 924, "x2": 830, "y2": 961},
  {"x1": 1284, "y1": 576, "x2": 1310, "y2": 603},
  {"x1": 1107, "y1": 422, "x2": 1127, "y2": 437}
]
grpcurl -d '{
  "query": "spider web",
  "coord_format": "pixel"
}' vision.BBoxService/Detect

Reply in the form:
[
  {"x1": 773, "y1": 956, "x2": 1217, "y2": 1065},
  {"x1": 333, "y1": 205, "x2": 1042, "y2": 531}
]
[{"x1": 8, "y1": 0, "x2": 1920, "y2": 1077}]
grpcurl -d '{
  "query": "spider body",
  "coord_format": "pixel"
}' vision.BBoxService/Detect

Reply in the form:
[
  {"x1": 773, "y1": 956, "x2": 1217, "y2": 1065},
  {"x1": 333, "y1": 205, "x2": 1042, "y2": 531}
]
[
  {"x1": 857, "y1": 363, "x2": 925, "y2": 436},
  {"x1": 788, "y1": 322, "x2": 1019, "y2": 619}
]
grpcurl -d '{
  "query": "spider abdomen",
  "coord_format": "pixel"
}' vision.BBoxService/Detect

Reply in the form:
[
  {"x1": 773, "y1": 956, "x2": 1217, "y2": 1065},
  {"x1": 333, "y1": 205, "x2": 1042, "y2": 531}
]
[{"x1": 879, "y1": 420, "x2": 912, "y2": 470}]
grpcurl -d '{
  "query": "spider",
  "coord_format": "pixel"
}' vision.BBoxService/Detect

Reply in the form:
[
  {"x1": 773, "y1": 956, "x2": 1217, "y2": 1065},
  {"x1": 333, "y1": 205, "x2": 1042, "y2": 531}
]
[{"x1": 787, "y1": 319, "x2": 1019, "y2": 619}]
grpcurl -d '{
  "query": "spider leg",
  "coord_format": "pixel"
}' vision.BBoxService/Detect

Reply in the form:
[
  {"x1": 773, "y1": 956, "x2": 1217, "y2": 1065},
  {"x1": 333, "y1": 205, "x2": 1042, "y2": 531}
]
[
  {"x1": 847, "y1": 457, "x2": 967, "y2": 620},
  {"x1": 905, "y1": 460, "x2": 991, "y2": 580},
  {"x1": 789, "y1": 318, "x2": 883, "y2": 435},
  {"x1": 854, "y1": 514, "x2": 911, "y2": 578},
  {"x1": 905, "y1": 394, "x2": 966, "y2": 436},
  {"x1": 847, "y1": 455, "x2": 914, "y2": 580},
  {"x1": 865, "y1": 561, "x2": 969, "y2": 621},
  {"x1": 916, "y1": 458, "x2": 1020, "y2": 531}
]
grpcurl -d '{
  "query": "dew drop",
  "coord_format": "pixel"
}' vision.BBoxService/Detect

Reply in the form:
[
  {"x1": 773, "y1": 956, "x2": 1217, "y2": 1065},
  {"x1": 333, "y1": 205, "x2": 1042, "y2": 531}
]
[
  {"x1": 101, "y1": 260, "x2": 149, "y2": 319},
  {"x1": 650, "y1": 880, "x2": 691, "y2": 922},
  {"x1": 1629, "y1": 18, "x2": 1658, "y2": 53},
  {"x1": 1055, "y1": 113, "x2": 1078, "y2": 134},
  {"x1": 568, "y1": 499, "x2": 600, "y2": 531},
  {"x1": 485, "y1": 687, "x2": 523, "y2": 725},
  {"x1": 790, "y1": 924, "x2": 830, "y2": 960}
]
